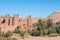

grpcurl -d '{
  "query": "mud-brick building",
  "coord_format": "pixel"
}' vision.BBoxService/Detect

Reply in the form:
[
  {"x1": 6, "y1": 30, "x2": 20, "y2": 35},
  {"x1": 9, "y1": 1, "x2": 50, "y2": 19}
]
[
  {"x1": 0, "y1": 14, "x2": 39, "y2": 32},
  {"x1": 0, "y1": 11, "x2": 60, "y2": 32}
]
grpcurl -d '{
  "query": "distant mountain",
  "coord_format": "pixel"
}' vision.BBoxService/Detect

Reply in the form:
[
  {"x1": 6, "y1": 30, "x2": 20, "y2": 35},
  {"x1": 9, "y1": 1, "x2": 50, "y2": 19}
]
[{"x1": 47, "y1": 11, "x2": 60, "y2": 23}]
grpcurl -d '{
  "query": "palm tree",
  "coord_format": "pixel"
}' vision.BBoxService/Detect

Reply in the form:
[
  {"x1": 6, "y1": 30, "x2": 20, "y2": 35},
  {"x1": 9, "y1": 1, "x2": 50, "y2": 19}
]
[
  {"x1": 37, "y1": 19, "x2": 47, "y2": 30},
  {"x1": 47, "y1": 19, "x2": 53, "y2": 28}
]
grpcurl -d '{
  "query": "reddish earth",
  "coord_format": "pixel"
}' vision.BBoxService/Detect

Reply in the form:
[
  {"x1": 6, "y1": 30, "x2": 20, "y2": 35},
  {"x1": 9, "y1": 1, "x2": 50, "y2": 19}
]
[
  {"x1": 18, "y1": 36, "x2": 60, "y2": 40},
  {"x1": 11, "y1": 34, "x2": 60, "y2": 40},
  {"x1": 10, "y1": 33, "x2": 60, "y2": 40}
]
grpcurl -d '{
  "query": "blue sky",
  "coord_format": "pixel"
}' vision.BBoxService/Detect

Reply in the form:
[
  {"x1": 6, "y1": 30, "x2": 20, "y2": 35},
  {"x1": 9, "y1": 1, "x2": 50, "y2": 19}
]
[{"x1": 0, "y1": 0, "x2": 60, "y2": 18}]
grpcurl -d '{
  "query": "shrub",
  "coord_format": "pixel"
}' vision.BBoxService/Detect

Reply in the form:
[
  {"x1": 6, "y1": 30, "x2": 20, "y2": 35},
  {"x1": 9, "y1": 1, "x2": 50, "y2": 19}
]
[
  {"x1": 12, "y1": 38, "x2": 17, "y2": 40},
  {"x1": 4, "y1": 30, "x2": 13, "y2": 38},
  {"x1": 48, "y1": 34, "x2": 58, "y2": 37},
  {"x1": 19, "y1": 30, "x2": 25, "y2": 39},
  {"x1": 30, "y1": 29, "x2": 40, "y2": 36},
  {"x1": 43, "y1": 29, "x2": 48, "y2": 35},
  {"x1": 56, "y1": 24, "x2": 60, "y2": 33},
  {"x1": 13, "y1": 26, "x2": 20, "y2": 33}
]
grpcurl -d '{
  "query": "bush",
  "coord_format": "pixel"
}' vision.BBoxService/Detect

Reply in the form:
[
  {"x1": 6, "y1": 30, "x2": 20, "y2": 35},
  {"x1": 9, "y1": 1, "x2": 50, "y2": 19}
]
[
  {"x1": 12, "y1": 38, "x2": 17, "y2": 40},
  {"x1": 13, "y1": 27, "x2": 20, "y2": 33},
  {"x1": 30, "y1": 29, "x2": 40, "y2": 36},
  {"x1": 48, "y1": 34, "x2": 58, "y2": 37},
  {"x1": 19, "y1": 31, "x2": 25, "y2": 36},
  {"x1": 56, "y1": 24, "x2": 60, "y2": 33},
  {"x1": 19, "y1": 30, "x2": 25, "y2": 39},
  {"x1": 43, "y1": 29, "x2": 48, "y2": 35},
  {"x1": 4, "y1": 30, "x2": 13, "y2": 38},
  {"x1": 48, "y1": 25, "x2": 57, "y2": 34}
]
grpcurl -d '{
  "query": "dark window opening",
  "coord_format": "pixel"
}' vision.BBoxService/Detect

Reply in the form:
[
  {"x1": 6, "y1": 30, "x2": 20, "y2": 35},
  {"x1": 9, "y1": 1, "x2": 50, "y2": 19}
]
[
  {"x1": 8, "y1": 19, "x2": 10, "y2": 26},
  {"x1": 2, "y1": 19, "x2": 5, "y2": 23},
  {"x1": 12, "y1": 17, "x2": 14, "y2": 26},
  {"x1": 19, "y1": 20, "x2": 20, "y2": 22}
]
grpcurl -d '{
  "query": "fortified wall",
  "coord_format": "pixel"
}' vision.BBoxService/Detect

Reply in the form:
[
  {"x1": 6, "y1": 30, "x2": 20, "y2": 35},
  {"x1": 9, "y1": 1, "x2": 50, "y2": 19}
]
[
  {"x1": 0, "y1": 11, "x2": 60, "y2": 32},
  {"x1": 0, "y1": 14, "x2": 39, "y2": 32}
]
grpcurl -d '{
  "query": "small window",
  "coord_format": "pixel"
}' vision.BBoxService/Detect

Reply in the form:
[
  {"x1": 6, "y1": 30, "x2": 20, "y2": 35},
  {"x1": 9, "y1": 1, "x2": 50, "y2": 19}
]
[
  {"x1": 2, "y1": 19, "x2": 5, "y2": 23},
  {"x1": 19, "y1": 20, "x2": 20, "y2": 22},
  {"x1": 8, "y1": 19, "x2": 10, "y2": 26}
]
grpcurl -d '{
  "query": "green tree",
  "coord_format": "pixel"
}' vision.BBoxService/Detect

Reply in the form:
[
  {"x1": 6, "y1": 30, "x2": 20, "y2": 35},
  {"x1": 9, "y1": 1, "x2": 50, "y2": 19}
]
[
  {"x1": 56, "y1": 24, "x2": 60, "y2": 34},
  {"x1": 37, "y1": 19, "x2": 47, "y2": 30},
  {"x1": 48, "y1": 26, "x2": 57, "y2": 34},
  {"x1": 47, "y1": 19, "x2": 53, "y2": 28},
  {"x1": 30, "y1": 29, "x2": 40, "y2": 36}
]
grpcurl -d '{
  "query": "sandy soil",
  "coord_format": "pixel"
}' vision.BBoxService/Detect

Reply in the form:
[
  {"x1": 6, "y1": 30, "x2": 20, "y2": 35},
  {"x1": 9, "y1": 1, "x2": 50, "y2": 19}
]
[
  {"x1": 26, "y1": 37, "x2": 59, "y2": 40},
  {"x1": 16, "y1": 36, "x2": 60, "y2": 40},
  {"x1": 11, "y1": 34, "x2": 60, "y2": 40}
]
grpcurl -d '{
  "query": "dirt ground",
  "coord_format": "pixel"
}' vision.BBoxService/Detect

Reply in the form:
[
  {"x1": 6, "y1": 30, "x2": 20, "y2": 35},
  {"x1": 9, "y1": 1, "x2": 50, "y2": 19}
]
[
  {"x1": 11, "y1": 34, "x2": 60, "y2": 40},
  {"x1": 20, "y1": 36, "x2": 60, "y2": 40},
  {"x1": 12, "y1": 36, "x2": 60, "y2": 40}
]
